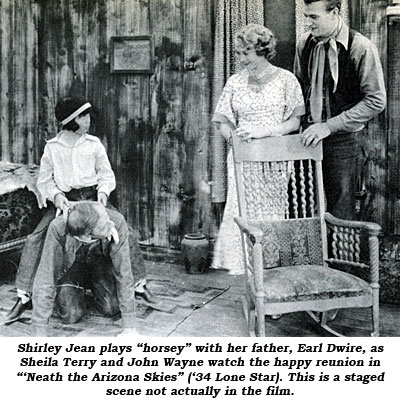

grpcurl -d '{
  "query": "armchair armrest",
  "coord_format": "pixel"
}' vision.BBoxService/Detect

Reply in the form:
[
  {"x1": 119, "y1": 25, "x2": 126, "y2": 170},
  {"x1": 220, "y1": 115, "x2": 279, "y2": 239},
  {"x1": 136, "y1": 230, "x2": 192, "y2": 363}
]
[
  {"x1": 234, "y1": 216, "x2": 264, "y2": 244},
  {"x1": 234, "y1": 216, "x2": 265, "y2": 291},
  {"x1": 324, "y1": 213, "x2": 380, "y2": 285},
  {"x1": 325, "y1": 213, "x2": 381, "y2": 235}
]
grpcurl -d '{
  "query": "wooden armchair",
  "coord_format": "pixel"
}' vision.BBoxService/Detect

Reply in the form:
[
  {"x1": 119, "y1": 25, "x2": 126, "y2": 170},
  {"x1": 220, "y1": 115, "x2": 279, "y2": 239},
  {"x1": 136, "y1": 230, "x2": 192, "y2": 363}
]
[{"x1": 232, "y1": 134, "x2": 380, "y2": 337}]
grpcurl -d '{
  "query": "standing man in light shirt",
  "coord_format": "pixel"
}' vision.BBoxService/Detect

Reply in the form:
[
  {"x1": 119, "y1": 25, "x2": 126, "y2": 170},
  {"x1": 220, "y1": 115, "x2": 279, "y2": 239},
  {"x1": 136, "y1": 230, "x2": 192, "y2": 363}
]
[
  {"x1": 3, "y1": 97, "x2": 150, "y2": 326},
  {"x1": 294, "y1": 0, "x2": 386, "y2": 220}
]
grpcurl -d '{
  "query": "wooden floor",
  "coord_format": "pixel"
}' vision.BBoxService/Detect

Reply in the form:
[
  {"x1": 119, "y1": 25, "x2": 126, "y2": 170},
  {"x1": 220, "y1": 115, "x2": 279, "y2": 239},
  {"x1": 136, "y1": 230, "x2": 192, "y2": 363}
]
[{"x1": 0, "y1": 256, "x2": 399, "y2": 337}]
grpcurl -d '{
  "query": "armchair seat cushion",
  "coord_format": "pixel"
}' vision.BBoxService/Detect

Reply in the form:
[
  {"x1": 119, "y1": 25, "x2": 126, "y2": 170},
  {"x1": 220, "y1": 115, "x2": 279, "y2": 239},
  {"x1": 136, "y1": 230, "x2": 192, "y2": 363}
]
[{"x1": 262, "y1": 265, "x2": 371, "y2": 303}]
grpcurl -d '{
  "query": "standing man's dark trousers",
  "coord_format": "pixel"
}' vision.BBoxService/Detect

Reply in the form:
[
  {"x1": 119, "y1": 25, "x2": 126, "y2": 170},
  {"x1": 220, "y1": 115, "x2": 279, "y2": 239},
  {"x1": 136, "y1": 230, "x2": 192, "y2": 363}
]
[{"x1": 322, "y1": 132, "x2": 361, "y2": 220}]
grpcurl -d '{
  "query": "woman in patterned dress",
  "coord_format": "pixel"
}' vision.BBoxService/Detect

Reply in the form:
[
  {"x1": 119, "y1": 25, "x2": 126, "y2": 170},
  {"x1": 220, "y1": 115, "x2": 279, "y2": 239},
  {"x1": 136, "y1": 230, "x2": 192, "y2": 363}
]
[{"x1": 212, "y1": 24, "x2": 305, "y2": 275}]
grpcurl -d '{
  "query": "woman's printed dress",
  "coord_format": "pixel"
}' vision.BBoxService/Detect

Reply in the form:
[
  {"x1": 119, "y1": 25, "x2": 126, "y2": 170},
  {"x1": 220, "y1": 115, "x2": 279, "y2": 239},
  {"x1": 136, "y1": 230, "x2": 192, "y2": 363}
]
[{"x1": 212, "y1": 68, "x2": 305, "y2": 274}]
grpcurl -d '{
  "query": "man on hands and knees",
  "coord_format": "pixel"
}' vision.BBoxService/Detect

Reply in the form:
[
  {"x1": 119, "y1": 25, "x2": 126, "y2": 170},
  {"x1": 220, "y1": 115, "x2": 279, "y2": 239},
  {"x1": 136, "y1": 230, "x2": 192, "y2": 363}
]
[
  {"x1": 3, "y1": 96, "x2": 152, "y2": 326},
  {"x1": 31, "y1": 201, "x2": 137, "y2": 335}
]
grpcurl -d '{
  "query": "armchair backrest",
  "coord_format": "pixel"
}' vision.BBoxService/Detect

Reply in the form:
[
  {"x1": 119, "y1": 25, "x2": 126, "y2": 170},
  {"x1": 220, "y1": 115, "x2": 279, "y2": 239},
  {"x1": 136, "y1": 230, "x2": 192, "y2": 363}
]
[{"x1": 232, "y1": 134, "x2": 328, "y2": 268}]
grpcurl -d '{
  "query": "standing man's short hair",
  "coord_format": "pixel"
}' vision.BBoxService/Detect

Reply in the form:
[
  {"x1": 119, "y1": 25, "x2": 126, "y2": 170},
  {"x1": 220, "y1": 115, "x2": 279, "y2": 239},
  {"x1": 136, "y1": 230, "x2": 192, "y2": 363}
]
[{"x1": 304, "y1": 0, "x2": 342, "y2": 11}]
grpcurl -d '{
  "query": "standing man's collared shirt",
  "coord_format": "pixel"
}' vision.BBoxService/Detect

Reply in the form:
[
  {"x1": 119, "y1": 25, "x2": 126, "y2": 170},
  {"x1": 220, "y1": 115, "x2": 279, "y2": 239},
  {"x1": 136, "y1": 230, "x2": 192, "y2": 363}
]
[
  {"x1": 294, "y1": 21, "x2": 386, "y2": 133},
  {"x1": 36, "y1": 132, "x2": 116, "y2": 202}
]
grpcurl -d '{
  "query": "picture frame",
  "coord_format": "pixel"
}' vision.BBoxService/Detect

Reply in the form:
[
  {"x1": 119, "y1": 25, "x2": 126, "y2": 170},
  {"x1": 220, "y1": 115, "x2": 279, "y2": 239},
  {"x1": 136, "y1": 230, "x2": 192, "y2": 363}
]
[{"x1": 110, "y1": 36, "x2": 154, "y2": 74}]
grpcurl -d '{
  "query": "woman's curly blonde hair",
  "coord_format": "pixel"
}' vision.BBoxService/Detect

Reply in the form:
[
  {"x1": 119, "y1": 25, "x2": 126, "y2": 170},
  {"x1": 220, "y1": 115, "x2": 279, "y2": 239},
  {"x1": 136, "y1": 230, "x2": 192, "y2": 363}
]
[{"x1": 235, "y1": 24, "x2": 277, "y2": 61}]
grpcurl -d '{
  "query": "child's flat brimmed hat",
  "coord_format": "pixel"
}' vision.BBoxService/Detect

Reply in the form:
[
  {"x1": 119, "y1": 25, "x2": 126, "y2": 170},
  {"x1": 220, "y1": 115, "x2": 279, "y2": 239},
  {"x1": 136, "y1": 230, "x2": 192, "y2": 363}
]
[{"x1": 55, "y1": 97, "x2": 92, "y2": 125}]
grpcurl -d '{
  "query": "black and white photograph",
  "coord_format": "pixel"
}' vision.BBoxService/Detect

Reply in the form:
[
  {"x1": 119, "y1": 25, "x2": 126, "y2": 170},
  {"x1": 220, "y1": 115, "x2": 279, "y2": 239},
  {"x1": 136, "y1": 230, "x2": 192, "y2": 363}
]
[{"x1": 0, "y1": 0, "x2": 398, "y2": 402}]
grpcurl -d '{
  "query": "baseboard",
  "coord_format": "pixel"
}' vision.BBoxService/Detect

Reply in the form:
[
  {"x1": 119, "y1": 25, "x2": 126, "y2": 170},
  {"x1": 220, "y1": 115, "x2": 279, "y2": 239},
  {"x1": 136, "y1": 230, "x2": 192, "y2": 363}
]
[
  {"x1": 139, "y1": 244, "x2": 214, "y2": 267},
  {"x1": 139, "y1": 244, "x2": 185, "y2": 265}
]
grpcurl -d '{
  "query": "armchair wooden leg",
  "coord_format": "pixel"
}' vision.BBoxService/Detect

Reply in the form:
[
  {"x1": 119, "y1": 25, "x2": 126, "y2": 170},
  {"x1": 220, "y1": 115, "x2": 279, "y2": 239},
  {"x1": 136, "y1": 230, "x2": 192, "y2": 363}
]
[
  {"x1": 326, "y1": 309, "x2": 339, "y2": 321},
  {"x1": 242, "y1": 294, "x2": 256, "y2": 336},
  {"x1": 371, "y1": 307, "x2": 379, "y2": 337},
  {"x1": 256, "y1": 292, "x2": 265, "y2": 337},
  {"x1": 371, "y1": 292, "x2": 380, "y2": 337},
  {"x1": 319, "y1": 311, "x2": 344, "y2": 337},
  {"x1": 249, "y1": 307, "x2": 256, "y2": 337},
  {"x1": 369, "y1": 234, "x2": 380, "y2": 337},
  {"x1": 306, "y1": 311, "x2": 344, "y2": 337}
]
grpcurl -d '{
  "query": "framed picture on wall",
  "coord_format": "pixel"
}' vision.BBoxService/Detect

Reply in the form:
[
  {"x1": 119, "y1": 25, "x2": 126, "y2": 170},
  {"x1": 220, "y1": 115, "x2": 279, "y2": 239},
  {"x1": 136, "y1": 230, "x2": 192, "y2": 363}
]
[{"x1": 110, "y1": 36, "x2": 154, "y2": 74}]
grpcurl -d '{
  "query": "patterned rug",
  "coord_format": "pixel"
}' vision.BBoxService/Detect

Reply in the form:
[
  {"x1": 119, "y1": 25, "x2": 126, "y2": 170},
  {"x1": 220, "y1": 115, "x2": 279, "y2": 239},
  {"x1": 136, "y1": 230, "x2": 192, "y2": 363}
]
[
  {"x1": 0, "y1": 277, "x2": 229, "y2": 327},
  {"x1": 135, "y1": 278, "x2": 230, "y2": 319}
]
